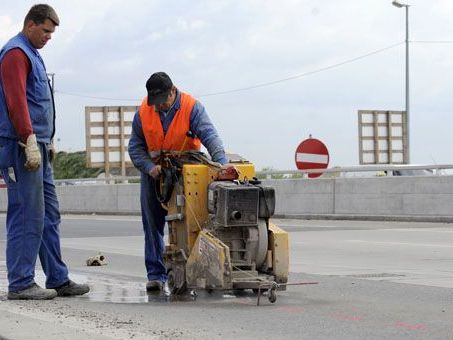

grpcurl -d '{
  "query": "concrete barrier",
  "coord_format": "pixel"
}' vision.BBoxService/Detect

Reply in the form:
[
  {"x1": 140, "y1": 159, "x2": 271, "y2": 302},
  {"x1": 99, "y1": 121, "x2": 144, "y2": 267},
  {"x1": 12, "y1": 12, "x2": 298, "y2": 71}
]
[
  {"x1": 1, "y1": 176, "x2": 453, "y2": 221},
  {"x1": 266, "y1": 175, "x2": 453, "y2": 222}
]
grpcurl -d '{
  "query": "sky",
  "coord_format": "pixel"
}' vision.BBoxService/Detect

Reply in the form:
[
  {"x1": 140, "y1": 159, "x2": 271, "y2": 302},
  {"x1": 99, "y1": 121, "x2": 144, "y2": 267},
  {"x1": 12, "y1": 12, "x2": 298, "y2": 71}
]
[{"x1": 1, "y1": 0, "x2": 452, "y2": 170}]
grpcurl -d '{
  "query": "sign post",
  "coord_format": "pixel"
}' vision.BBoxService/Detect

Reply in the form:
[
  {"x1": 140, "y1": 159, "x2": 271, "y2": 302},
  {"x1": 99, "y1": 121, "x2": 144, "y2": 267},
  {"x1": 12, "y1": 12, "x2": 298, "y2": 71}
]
[{"x1": 295, "y1": 138, "x2": 329, "y2": 178}]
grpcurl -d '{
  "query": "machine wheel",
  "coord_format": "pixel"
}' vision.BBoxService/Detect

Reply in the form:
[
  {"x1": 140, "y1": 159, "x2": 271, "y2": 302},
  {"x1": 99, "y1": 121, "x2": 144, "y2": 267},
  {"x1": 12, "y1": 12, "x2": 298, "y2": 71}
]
[
  {"x1": 268, "y1": 288, "x2": 277, "y2": 303},
  {"x1": 167, "y1": 270, "x2": 187, "y2": 295}
]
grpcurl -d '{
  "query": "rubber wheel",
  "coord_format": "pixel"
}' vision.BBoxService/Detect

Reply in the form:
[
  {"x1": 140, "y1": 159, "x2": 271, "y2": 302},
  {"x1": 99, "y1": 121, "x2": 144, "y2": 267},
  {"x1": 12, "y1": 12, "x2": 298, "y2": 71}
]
[{"x1": 268, "y1": 288, "x2": 277, "y2": 303}]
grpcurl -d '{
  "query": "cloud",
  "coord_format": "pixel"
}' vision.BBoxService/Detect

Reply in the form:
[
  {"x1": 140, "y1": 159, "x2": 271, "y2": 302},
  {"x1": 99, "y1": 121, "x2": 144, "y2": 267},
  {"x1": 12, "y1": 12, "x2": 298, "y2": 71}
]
[
  {"x1": 0, "y1": 15, "x2": 20, "y2": 41},
  {"x1": 1, "y1": 0, "x2": 453, "y2": 169}
]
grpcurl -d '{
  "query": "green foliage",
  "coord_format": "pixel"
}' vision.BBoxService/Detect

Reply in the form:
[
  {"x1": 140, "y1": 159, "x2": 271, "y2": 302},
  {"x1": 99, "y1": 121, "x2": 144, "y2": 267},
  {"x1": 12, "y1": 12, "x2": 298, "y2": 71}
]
[
  {"x1": 290, "y1": 172, "x2": 304, "y2": 179},
  {"x1": 256, "y1": 167, "x2": 284, "y2": 179},
  {"x1": 53, "y1": 151, "x2": 103, "y2": 179},
  {"x1": 257, "y1": 166, "x2": 305, "y2": 179}
]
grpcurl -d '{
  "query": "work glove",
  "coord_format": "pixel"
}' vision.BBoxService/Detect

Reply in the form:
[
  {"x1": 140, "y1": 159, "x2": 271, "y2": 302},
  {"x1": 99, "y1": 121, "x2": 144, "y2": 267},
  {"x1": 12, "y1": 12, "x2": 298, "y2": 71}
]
[
  {"x1": 217, "y1": 165, "x2": 239, "y2": 180},
  {"x1": 19, "y1": 134, "x2": 41, "y2": 171},
  {"x1": 48, "y1": 143, "x2": 56, "y2": 164},
  {"x1": 86, "y1": 253, "x2": 107, "y2": 266}
]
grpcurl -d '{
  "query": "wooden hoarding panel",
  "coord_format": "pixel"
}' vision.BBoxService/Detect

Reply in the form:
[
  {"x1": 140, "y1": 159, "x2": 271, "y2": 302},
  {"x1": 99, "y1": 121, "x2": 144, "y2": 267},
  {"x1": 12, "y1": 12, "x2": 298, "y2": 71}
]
[
  {"x1": 358, "y1": 110, "x2": 408, "y2": 165},
  {"x1": 85, "y1": 106, "x2": 138, "y2": 175}
]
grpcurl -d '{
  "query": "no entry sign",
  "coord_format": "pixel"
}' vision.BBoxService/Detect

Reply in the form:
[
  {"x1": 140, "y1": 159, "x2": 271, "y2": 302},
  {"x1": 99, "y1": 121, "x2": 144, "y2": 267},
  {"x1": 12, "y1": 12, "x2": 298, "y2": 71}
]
[{"x1": 295, "y1": 138, "x2": 329, "y2": 178}]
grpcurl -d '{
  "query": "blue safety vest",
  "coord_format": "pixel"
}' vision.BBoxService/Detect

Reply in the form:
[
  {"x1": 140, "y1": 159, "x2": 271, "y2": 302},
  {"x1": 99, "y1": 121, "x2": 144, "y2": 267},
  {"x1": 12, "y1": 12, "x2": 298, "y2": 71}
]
[{"x1": 0, "y1": 33, "x2": 55, "y2": 143}]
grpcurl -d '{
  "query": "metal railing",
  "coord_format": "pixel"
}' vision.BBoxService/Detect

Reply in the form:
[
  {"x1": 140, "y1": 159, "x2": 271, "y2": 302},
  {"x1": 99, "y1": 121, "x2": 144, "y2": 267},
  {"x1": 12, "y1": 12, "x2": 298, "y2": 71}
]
[
  {"x1": 256, "y1": 164, "x2": 453, "y2": 178},
  {"x1": 53, "y1": 164, "x2": 453, "y2": 185},
  {"x1": 54, "y1": 176, "x2": 139, "y2": 185}
]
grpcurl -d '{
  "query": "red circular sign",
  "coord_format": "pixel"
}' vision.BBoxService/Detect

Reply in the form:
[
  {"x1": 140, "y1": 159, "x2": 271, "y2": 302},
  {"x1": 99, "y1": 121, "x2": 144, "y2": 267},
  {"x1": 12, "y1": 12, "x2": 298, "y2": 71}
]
[{"x1": 295, "y1": 138, "x2": 329, "y2": 178}]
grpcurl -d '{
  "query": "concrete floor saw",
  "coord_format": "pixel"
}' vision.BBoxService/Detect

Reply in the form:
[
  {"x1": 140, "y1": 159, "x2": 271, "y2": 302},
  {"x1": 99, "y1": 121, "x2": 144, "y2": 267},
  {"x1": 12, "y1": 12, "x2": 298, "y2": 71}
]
[{"x1": 156, "y1": 151, "x2": 289, "y2": 304}]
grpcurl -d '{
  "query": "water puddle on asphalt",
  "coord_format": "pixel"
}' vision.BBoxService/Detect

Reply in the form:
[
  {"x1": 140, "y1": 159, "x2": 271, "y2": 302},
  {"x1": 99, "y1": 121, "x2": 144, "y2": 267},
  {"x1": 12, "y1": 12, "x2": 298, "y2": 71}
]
[
  {"x1": 80, "y1": 273, "x2": 261, "y2": 305},
  {"x1": 0, "y1": 264, "x2": 262, "y2": 305}
]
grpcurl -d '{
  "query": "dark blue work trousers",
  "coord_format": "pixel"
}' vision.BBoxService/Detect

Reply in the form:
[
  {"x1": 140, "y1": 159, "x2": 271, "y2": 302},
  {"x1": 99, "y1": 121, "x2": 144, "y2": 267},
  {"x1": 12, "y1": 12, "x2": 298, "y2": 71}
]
[
  {"x1": 140, "y1": 173, "x2": 167, "y2": 282},
  {"x1": 0, "y1": 138, "x2": 68, "y2": 292}
]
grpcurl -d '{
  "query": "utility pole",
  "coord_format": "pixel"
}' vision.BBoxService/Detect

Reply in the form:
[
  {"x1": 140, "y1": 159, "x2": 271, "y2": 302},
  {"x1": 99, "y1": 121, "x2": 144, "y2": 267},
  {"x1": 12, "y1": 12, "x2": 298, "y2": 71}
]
[{"x1": 392, "y1": 0, "x2": 410, "y2": 163}]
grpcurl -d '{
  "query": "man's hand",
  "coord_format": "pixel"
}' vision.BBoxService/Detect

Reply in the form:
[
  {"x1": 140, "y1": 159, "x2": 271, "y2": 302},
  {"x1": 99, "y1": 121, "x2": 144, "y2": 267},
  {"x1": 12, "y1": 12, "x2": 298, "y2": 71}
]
[
  {"x1": 217, "y1": 165, "x2": 239, "y2": 180},
  {"x1": 48, "y1": 143, "x2": 56, "y2": 163},
  {"x1": 19, "y1": 134, "x2": 41, "y2": 171},
  {"x1": 148, "y1": 165, "x2": 161, "y2": 179}
]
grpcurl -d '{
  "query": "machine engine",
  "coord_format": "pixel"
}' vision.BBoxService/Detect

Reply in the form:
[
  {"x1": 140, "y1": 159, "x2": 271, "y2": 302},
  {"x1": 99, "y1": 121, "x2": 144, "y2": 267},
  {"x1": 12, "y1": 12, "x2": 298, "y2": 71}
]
[{"x1": 207, "y1": 181, "x2": 275, "y2": 270}]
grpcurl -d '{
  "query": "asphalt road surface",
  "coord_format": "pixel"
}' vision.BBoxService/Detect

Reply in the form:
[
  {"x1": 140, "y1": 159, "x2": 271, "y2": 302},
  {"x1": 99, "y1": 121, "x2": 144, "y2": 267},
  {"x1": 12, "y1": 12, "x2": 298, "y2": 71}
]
[{"x1": 0, "y1": 215, "x2": 452, "y2": 339}]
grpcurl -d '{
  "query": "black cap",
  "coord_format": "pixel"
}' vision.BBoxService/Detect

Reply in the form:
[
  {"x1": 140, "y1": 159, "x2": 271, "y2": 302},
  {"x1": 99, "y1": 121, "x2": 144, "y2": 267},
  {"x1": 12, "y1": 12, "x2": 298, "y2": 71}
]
[{"x1": 146, "y1": 72, "x2": 173, "y2": 106}]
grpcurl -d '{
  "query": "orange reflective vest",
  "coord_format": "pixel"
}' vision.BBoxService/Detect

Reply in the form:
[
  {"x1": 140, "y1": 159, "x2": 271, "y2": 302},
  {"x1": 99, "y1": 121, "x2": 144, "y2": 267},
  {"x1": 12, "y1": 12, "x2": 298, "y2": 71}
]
[{"x1": 138, "y1": 92, "x2": 201, "y2": 152}]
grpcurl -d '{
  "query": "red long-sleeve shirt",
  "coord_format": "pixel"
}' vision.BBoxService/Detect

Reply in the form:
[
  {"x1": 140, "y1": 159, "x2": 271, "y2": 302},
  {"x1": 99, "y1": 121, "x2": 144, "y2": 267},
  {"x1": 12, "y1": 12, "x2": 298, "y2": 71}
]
[{"x1": 0, "y1": 48, "x2": 33, "y2": 142}]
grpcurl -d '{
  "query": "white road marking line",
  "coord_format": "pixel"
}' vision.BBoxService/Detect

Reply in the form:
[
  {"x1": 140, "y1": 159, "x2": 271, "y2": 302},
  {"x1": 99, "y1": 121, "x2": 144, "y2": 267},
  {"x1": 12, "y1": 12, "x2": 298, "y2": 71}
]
[
  {"x1": 346, "y1": 240, "x2": 453, "y2": 248},
  {"x1": 60, "y1": 236, "x2": 144, "y2": 256},
  {"x1": 61, "y1": 215, "x2": 141, "y2": 222},
  {"x1": 387, "y1": 229, "x2": 453, "y2": 233}
]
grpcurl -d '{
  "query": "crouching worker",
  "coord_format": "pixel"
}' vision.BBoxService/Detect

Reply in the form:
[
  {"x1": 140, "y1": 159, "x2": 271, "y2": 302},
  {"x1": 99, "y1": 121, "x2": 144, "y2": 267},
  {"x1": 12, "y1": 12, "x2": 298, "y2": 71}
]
[
  {"x1": 0, "y1": 4, "x2": 89, "y2": 299},
  {"x1": 128, "y1": 72, "x2": 227, "y2": 291}
]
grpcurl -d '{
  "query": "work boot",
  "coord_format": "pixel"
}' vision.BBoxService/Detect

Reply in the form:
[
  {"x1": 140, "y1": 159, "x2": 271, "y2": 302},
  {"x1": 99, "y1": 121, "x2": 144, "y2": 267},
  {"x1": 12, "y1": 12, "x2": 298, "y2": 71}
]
[
  {"x1": 55, "y1": 280, "x2": 90, "y2": 297},
  {"x1": 161, "y1": 281, "x2": 171, "y2": 296},
  {"x1": 7, "y1": 283, "x2": 57, "y2": 300},
  {"x1": 146, "y1": 280, "x2": 163, "y2": 292}
]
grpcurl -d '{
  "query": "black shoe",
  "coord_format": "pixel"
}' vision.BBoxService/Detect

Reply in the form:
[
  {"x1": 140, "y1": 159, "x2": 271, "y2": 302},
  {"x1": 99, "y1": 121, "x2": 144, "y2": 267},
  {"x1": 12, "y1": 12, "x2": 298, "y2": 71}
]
[
  {"x1": 146, "y1": 280, "x2": 163, "y2": 291},
  {"x1": 7, "y1": 283, "x2": 57, "y2": 300},
  {"x1": 55, "y1": 280, "x2": 90, "y2": 297}
]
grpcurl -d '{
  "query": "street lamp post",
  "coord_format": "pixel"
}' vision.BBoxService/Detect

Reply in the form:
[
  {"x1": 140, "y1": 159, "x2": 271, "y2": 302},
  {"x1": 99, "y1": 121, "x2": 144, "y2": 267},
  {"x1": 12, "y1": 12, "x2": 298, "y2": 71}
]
[{"x1": 392, "y1": 0, "x2": 410, "y2": 164}]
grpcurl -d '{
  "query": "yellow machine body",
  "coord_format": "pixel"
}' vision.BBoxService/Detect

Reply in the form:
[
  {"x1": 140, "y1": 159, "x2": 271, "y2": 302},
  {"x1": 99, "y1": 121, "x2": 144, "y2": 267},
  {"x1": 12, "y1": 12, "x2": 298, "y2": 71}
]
[
  {"x1": 268, "y1": 222, "x2": 290, "y2": 284},
  {"x1": 163, "y1": 156, "x2": 289, "y2": 293}
]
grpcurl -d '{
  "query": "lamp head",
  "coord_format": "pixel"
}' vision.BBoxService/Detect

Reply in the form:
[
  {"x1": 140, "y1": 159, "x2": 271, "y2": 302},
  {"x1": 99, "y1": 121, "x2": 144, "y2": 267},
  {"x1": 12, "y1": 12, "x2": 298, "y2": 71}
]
[{"x1": 392, "y1": 1, "x2": 408, "y2": 8}]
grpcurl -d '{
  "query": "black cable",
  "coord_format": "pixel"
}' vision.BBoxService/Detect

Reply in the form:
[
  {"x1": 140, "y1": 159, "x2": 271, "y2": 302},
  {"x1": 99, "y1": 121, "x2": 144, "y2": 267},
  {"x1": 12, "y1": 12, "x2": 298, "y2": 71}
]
[
  {"x1": 411, "y1": 40, "x2": 453, "y2": 44},
  {"x1": 54, "y1": 42, "x2": 403, "y2": 101},
  {"x1": 54, "y1": 90, "x2": 139, "y2": 102},
  {"x1": 197, "y1": 41, "x2": 404, "y2": 97}
]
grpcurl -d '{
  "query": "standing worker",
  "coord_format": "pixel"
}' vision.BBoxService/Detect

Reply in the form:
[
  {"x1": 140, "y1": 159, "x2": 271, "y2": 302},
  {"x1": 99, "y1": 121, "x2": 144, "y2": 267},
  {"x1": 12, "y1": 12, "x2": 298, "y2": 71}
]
[
  {"x1": 129, "y1": 72, "x2": 228, "y2": 291},
  {"x1": 0, "y1": 4, "x2": 89, "y2": 299}
]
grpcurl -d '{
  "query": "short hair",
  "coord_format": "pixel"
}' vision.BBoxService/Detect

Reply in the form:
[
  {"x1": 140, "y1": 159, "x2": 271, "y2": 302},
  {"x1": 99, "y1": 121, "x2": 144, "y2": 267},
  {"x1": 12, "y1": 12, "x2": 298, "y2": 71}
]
[{"x1": 24, "y1": 4, "x2": 60, "y2": 27}]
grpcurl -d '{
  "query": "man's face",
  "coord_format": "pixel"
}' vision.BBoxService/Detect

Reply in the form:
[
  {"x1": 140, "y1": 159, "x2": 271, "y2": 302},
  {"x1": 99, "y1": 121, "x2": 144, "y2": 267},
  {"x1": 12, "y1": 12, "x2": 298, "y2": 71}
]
[
  {"x1": 155, "y1": 87, "x2": 176, "y2": 111},
  {"x1": 25, "y1": 19, "x2": 56, "y2": 49}
]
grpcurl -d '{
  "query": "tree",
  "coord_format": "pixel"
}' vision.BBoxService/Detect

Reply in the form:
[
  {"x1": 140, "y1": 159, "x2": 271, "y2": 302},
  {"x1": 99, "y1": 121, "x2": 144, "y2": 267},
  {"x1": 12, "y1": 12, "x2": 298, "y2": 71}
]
[{"x1": 53, "y1": 151, "x2": 103, "y2": 179}]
